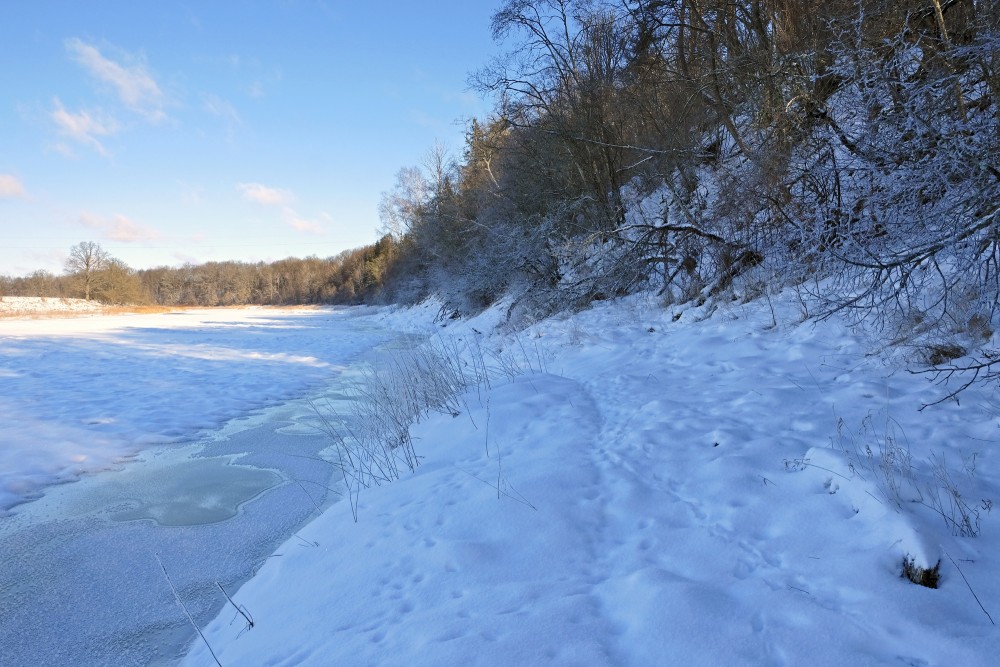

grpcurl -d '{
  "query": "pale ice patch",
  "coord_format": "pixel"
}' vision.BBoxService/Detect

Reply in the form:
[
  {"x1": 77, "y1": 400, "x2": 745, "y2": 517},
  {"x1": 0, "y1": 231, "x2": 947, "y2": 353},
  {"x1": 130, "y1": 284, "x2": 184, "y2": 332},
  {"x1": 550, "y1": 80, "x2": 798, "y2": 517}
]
[{"x1": 105, "y1": 458, "x2": 281, "y2": 526}]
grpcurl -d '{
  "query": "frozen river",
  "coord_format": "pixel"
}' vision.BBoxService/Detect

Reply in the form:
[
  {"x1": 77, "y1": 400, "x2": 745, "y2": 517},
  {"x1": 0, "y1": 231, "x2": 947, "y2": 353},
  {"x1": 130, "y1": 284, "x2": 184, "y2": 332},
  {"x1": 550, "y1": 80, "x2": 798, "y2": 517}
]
[{"x1": 0, "y1": 307, "x2": 413, "y2": 664}]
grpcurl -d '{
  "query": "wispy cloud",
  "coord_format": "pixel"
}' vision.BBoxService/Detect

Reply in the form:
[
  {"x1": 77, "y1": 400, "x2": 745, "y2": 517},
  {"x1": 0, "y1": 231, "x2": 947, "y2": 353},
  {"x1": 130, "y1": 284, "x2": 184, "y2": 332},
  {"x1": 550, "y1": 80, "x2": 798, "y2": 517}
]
[
  {"x1": 66, "y1": 38, "x2": 167, "y2": 122},
  {"x1": 203, "y1": 94, "x2": 242, "y2": 131},
  {"x1": 0, "y1": 174, "x2": 26, "y2": 199},
  {"x1": 286, "y1": 212, "x2": 326, "y2": 235},
  {"x1": 238, "y1": 182, "x2": 294, "y2": 206},
  {"x1": 173, "y1": 250, "x2": 201, "y2": 266},
  {"x1": 237, "y1": 182, "x2": 325, "y2": 234},
  {"x1": 247, "y1": 67, "x2": 283, "y2": 99},
  {"x1": 50, "y1": 98, "x2": 118, "y2": 156},
  {"x1": 79, "y1": 212, "x2": 161, "y2": 242},
  {"x1": 445, "y1": 89, "x2": 483, "y2": 110},
  {"x1": 179, "y1": 182, "x2": 204, "y2": 205}
]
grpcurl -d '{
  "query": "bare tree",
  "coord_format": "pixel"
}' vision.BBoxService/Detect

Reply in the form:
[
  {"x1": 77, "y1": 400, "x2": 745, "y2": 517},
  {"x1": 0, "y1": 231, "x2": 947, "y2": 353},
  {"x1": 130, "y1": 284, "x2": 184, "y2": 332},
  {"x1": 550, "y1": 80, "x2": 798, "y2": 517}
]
[
  {"x1": 93, "y1": 257, "x2": 146, "y2": 305},
  {"x1": 64, "y1": 241, "x2": 110, "y2": 301},
  {"x1": 378, "y1": 166, "x2": 431, "y2": 240}
]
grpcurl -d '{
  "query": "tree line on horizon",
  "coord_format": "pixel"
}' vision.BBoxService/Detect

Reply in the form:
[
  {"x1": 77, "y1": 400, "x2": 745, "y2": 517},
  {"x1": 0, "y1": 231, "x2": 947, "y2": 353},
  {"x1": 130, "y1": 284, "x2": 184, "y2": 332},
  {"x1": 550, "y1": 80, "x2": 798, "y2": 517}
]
[{"x1": 0, "y1": 236, "x2": 399, "y2": 307}]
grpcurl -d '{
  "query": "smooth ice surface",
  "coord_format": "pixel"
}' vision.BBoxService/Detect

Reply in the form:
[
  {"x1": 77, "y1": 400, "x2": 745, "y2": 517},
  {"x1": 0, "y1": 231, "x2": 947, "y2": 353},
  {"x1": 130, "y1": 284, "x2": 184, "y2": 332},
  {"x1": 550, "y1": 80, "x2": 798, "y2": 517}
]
[
  {"x1": 0, "y1": 306, "x2": 386, "y2": 514},
  {"x1": 105, "y1": 458, "x2": 281, "y2": 526},
  {"x1": 183, "y1": 294, "x2": 1000, "y2": 667},
  {"x1": 0, "y1": 306, "x2": 417, "y2": 665}
]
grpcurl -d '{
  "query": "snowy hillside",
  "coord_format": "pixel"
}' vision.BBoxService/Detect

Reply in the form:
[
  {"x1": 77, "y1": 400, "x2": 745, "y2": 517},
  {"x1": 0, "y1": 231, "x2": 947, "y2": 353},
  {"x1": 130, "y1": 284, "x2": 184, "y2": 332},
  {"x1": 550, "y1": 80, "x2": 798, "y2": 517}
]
[{"x1": 182, "y1": 292, "x2": 1000, "y2": 666}]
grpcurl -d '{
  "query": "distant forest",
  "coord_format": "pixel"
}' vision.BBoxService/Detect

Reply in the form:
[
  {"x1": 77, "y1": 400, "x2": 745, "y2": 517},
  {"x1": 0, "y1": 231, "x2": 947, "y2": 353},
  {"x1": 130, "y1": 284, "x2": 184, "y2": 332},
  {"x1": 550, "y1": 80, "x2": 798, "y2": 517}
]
[
  {"x1": 5, "y1": 1, "x2": 999, "y2": 378},
  {"x1": 1, "y1": 236, "x2": 399, "y2": 306}
]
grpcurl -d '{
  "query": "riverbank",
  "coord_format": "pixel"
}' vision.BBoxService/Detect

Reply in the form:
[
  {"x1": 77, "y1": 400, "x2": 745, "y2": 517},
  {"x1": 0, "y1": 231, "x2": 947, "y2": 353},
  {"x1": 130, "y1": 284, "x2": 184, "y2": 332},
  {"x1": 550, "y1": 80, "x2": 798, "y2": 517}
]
[
  {"x1": 184, "y1": 290, "x2": 1000, "y2": 666},
  {"x1": 0, "y1": 295, "x2": 106, "y2": 317}
]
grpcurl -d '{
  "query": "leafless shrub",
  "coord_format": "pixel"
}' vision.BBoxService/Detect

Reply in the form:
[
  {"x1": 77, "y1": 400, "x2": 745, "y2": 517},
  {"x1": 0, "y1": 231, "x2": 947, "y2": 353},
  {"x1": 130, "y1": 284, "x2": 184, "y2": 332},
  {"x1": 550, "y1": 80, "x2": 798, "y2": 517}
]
[
  {"x1": 838, "y1": 412, "x2": 990, "y2": 537},
  {"x1": 312, "y1": 335, "x2": 543, "y2": 520},
  {"x1": 838, "y1": 413, "x2": 921, "y2": 509}
]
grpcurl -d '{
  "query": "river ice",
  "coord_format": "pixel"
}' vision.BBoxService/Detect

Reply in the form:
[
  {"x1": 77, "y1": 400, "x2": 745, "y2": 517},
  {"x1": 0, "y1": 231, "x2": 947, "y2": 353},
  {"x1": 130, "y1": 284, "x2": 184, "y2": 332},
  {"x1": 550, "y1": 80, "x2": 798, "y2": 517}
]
[{"x1": 0, "y1": 306, "x2": 418, "y2": 665}]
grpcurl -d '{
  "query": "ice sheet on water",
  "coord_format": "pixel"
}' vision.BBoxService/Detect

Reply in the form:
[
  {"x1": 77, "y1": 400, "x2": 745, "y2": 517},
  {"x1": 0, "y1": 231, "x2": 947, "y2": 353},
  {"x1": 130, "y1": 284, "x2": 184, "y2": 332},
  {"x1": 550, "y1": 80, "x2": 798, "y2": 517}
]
[
  {"x1": 0, "y1": 306, "x2": 403, "y2": 665},
  {"x1": 0, "y1": 307, "x2": 389, "y2": 514},
  {"x1": 106, "y1": 458, "x2": 281, "y2": 526}
]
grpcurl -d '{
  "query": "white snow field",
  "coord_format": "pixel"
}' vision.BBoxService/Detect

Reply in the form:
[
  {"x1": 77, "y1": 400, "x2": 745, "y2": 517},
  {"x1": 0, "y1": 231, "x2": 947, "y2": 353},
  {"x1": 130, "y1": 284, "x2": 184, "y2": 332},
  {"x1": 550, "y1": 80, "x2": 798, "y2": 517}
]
[
  {"x1": 2, "y1": 294, "x2": 999, "y2": 666},
  {"x1": 0, "y1": 306, "x2": 407, "y2": 665},
  {"x1": 181, "y1": 293, "x2": 1000, "y2": 667}
]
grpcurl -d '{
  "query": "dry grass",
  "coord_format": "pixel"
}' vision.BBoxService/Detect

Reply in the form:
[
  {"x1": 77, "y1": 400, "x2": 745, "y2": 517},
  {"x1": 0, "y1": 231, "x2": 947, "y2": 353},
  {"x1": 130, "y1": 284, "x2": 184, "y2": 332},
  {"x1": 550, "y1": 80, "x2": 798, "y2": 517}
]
[
  {"x1": 99, "y1": 304, "x2": 182, "y2": 315},
  {"x1": 0, "y1": 303, "x2": 178, "y2": 320}
]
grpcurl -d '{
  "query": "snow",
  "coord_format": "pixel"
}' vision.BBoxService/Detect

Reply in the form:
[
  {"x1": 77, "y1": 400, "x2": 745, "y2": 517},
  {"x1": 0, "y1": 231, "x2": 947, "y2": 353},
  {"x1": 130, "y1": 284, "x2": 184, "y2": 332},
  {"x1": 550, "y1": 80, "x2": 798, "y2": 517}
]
[
  {"x1": 0, "y1": 295, "x2": 105, "y2": 317},
  {"x1": 179, "y1": 292, "x2": 999, "y2": 666},
  {"x1": 2, "y1": 295, "x2": 999, "y2": 665}
]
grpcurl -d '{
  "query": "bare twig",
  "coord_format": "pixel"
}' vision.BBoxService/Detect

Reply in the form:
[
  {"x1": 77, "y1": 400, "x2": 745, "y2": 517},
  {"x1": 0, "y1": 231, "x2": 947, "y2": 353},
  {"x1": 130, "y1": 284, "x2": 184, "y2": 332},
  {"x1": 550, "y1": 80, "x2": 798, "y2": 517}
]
[
  {"x1": 945, "y1": 551, "x2": 995, "y2": 626},
  {"x1": 216, "y1": 581, "x2": 254, "y2": 635},
  {"x1": 156, "y1": 553, "x2": 222, "y2": 667}
]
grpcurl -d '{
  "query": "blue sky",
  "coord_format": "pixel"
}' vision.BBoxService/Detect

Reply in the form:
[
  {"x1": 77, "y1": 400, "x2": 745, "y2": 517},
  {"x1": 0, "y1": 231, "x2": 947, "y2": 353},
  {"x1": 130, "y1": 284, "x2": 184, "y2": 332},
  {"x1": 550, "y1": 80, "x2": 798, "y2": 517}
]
[{"x1": 0, "y1": 1, "x2": 499, "y2": 277}]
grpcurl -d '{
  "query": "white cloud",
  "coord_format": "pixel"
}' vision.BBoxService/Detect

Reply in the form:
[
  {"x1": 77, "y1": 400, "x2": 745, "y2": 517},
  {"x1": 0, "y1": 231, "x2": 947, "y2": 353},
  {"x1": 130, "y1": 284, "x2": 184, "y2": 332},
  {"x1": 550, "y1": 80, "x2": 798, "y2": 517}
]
[
  {"x1": 237, "y1": 182, "x2": 294, "y2": 206},
  {"x1": 66, "y1": 38, "x2": 167, "y2": 122},
  {"x1": 237, "y1": 183, "x2": 325, "y2": 234},
  {"x1": 50, "y1": 98, "x2": 118, "y2": 156},
  {"x1": 0, "y1": 174, "x2": 26, "y2": 199},
  {"x1": 173, "y1": 250, "x2": 200, "y2": 265},
  {"x1": 286, "y1": 213, "x2": 325, "y2": 235},
  {"x1": 79, "y1": 212, "x2": 161, "y2": 243},
  {"x1": 49, "y1": 142, "x2": 79, "y2": 159}
]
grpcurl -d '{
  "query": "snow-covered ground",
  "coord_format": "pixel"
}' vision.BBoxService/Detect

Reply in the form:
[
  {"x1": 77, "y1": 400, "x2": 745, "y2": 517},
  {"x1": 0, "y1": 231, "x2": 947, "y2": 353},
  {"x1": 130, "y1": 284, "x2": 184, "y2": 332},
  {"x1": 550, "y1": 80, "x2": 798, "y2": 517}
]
[
  {"x1": 0, "y1": 295, "x2": 104, "y2": 317},
  {"x1": 2, "y1": 294, "x2": 999, "y2": 665},
  {"x1": 182, "y1": 293, "x2": 1000, "y2": 666}
]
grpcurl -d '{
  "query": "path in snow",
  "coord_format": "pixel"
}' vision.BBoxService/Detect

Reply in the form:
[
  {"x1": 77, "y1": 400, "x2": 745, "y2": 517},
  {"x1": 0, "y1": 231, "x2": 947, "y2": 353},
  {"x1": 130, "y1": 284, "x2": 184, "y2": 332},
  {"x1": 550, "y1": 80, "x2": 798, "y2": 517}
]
[
  {"x1": 185, "y1": 295, "x2": 1000, "y2": 666},
  {"x1": 547, "y1": 301, "x2": 997, "y2": 665}
]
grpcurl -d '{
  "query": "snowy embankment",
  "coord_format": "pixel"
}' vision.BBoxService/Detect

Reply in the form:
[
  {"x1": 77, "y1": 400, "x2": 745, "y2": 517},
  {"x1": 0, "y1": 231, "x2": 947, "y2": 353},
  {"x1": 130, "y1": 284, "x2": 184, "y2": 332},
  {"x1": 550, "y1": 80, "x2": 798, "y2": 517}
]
[
  {"x1": 184, "y1": 292, "x2": 1000, "y2": 666},
  {"x1": 0, "y1": 295, "x2": 105, "y2": 317}
]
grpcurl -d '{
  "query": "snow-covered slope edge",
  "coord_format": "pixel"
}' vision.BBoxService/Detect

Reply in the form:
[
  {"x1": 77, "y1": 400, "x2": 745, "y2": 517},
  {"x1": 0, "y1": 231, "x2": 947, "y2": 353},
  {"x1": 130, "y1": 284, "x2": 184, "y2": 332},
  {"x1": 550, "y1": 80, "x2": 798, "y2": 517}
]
[
  {"x1": 0, "y1": 296, "x2": 104, "y2": 317},
  {"x1": 183, "y1": 291, "x2": 1000, "y2": 666}
]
